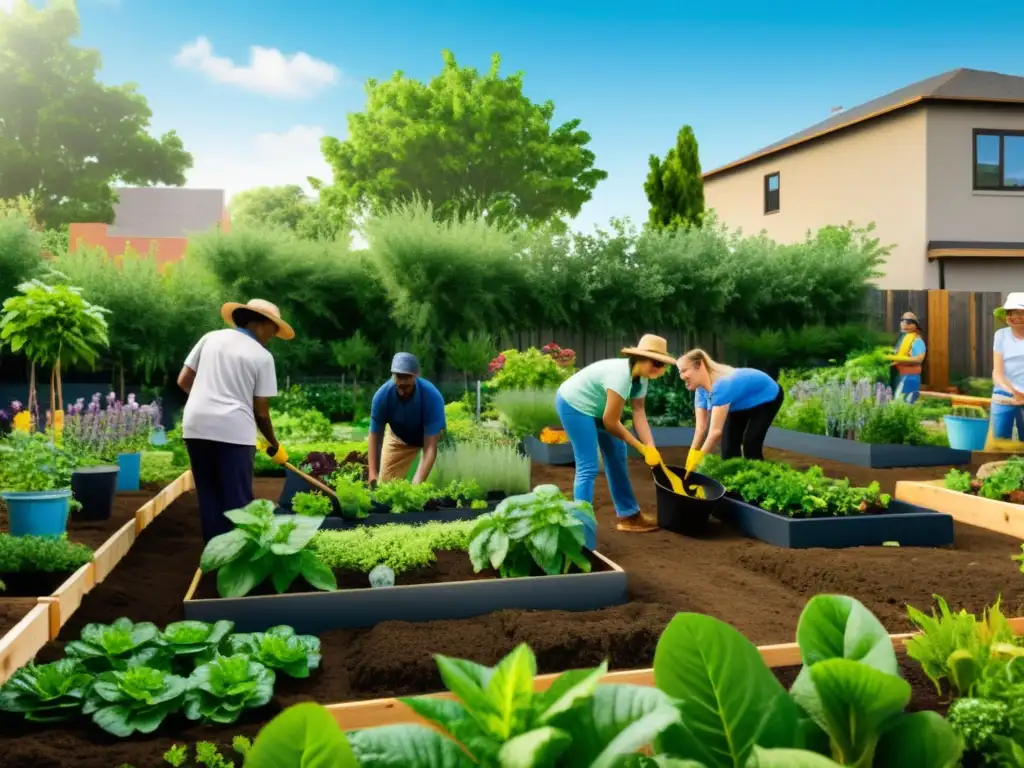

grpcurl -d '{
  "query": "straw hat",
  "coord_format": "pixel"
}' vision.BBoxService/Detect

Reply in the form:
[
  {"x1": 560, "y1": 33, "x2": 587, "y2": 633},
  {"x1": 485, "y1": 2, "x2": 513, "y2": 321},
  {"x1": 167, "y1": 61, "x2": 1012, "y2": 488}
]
[
  {"x1": 995, "y1": 292, "x2": 1024, "y2": 321},
  {"x1": 221, "y1": 299, "x2": 295, "y2": 340},
  {"x1": 620, "y1": 334, "x2": 677, "y2": 366}
]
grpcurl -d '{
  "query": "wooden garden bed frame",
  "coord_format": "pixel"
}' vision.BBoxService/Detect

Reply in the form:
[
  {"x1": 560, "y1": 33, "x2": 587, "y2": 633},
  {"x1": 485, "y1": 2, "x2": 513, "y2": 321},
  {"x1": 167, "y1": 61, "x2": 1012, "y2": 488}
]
[
  {"x1": 324, "y1": 616, "x2": 1024, "y2": 731},
  {"x1": 895, "y1": 479, "x2": 1024, "y2": 538},
  {"x1": 0, "y1": 470, "x2": 195, "y2": 683}
]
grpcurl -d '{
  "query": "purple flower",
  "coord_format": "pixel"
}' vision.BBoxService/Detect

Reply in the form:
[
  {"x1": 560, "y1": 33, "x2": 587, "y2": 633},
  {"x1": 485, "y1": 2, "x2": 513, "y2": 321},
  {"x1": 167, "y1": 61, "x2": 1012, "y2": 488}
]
[
  {"x1": 10, "y1": 400, "x2": 22, "y2": 413},
  {"x1": 0, "y1": 410, "x2": 8, "y2": 422}
]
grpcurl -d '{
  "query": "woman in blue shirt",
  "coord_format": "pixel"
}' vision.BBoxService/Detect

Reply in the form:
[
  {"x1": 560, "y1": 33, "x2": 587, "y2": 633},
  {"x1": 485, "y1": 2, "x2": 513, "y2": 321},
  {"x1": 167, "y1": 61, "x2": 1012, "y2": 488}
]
[
  {"x1": 992, "y1": 293, "x2": 1024, "y2": 441},
  {"x1": 886, "y1": 311, "x2": 927, "y2": 403},
  {"x1": 676, "y1": 348, "x2": 783, "y2": 475}
]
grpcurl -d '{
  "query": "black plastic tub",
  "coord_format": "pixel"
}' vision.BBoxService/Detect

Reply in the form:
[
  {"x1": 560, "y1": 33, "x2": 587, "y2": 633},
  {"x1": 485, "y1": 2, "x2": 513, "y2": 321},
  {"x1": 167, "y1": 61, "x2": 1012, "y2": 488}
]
[
  {"x1": 651, "y1": 465, "x2": 726, "y2": 535},
  {"x1": 70, "y1": 465, "x2": 120, "y2": 521}
]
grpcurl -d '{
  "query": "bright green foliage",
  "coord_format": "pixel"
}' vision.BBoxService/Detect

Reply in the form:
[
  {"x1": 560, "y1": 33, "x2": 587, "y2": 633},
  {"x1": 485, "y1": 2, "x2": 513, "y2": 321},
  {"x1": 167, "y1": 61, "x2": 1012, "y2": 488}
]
[
  {"x1": 429, "y1": 440, "x2": 531, "y2": 496},
  {"x1": 229, "y1": 185, "x2": 347, "y2": 242},
  {"x1": 157, "y1": 620, "x2": 235, "y2": 671},
  {"x1": 83, "y1": 666, "x2": 187, "y2": 737},
  {"x1": 320, "y1": 49, "x2": 606, "y2": 229},
  {"x1": 0, "y1": 659, "x2": 94, "y2": 722},
  {"x1": 444, "y1": 331, "x2": 497, "y2": 391},
  {"x1": 645, "y1": 125, "x2": 704, "y2": 230},
  {"x1": 183, "y1": 654, "x2": 275, "y2": 725},
  {"x1": 469, "y1": 484, "x2": 593, "y2": 578},
  {"x1": 372, "y1": 478, "x2": 437, "y2": 513},
  {"x1": 292, "y1": 491, "x2": 334, "y2": 517},
  {"x1": 311, "y1": 520, "x2": 476, "y2": 574},
  {"x1": 0, "y1": 431, "x2": 77, "y2": 492},
  {"x1": 492, "y1": 388, "x2": 560, "y2": 437},
  {"x1": 489, "y1": 349, "x2": 573, "y2": 391},
  {"x1": 64, "y1": 617, "x2": 161, "y2": 672},
  {"x1": 226, "y1": 626, "x2": 322, "y2": 679},
  {"x1": 198, "y1": 500, "x2": 336, "y2": 598},
  {"x1": 246, "y1": 702, "x2": 358, "y2": 768},
  {"x1": 0, "y1": 214, "x2": 43, "y2": 303},
  {"x1": 0, "y1": 1, "x2": 192, "y2": 229},
  {"x1": 332, "y1": 473, "x2": 373, "y2": 518},
  {"x1": 0, "y1": 530, "x2": 93, "y2": 574}
]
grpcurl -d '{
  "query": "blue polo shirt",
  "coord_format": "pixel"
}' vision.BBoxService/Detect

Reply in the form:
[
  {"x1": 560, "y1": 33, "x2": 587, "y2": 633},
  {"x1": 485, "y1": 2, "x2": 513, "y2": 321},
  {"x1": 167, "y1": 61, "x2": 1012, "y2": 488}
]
[
  {"x1": 369, "y1": 379, "x2": 446, "y2": 447},
  {"x1": 695, "y1": 368, "x2": 780, "y2": 412}
]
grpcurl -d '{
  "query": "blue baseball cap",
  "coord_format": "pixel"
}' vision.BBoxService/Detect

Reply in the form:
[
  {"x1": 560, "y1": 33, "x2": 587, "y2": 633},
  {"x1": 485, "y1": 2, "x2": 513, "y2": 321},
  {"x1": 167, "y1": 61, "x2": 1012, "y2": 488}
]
[{"x1": 391, "y1": 352, "x2": 420, "y2": 375}]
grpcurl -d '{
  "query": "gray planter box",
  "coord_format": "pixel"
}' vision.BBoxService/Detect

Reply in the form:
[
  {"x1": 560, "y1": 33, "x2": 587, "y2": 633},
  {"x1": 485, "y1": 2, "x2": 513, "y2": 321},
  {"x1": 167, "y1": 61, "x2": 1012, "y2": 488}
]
[
  {"x1": 714, "y1": 495, "x2": 954, "y2": 549},
  {"x1": 763, "y1": 427, "x2": 971, "y2": 468},
  {"x1": 523, "y1": 435, "x2": 575, "y2": 465},
  {"x1": 182, "y1": 551, "x2": 627, "y2": 634}
]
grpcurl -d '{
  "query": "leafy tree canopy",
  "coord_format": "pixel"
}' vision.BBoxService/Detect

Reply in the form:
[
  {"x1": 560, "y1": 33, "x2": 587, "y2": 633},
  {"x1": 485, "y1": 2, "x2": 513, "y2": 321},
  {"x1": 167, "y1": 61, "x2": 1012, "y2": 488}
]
[
  {"x1": 229, "y1": 185, "x2": 348, "y2": 243},
  {"x1": 0, "y1": 0, "x2": 192, "y2": 229},
  {"x1": 319, "y1": 50, "x2": 607, "y2": 229},
  {"x1": 644, "y1": 125, "x2": 704, "y2": 230}
]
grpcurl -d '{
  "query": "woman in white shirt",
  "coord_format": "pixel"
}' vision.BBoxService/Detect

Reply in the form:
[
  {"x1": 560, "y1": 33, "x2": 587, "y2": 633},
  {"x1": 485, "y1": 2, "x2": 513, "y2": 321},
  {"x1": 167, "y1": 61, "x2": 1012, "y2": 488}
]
[{"x1": 992, "y1": 293, "x2": 1024, "y2": 441}]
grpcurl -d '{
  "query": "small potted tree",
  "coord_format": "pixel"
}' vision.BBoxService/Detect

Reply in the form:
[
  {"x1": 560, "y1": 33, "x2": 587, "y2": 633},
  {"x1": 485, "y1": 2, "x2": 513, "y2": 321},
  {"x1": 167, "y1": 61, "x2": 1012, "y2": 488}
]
[{"x1": 0, "y1": 431, "x2": 77, "y2": 536}]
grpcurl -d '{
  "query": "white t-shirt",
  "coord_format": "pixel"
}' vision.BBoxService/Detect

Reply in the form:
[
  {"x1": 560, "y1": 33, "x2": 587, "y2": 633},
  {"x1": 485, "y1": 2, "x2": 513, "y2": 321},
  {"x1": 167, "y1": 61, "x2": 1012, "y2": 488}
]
[
  {"x1": 182, "y1": 329, "x2": 278, "y2": 445},
  {"x1": 995, "y1": 327, "x2": 1024, "y2": 392}
]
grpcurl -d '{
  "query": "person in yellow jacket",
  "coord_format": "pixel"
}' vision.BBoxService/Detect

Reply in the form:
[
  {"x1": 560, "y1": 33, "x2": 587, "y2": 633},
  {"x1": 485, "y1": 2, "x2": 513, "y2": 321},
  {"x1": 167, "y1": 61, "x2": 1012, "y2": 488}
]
[
  {"x1": 885, "y1": 312, "x2": 927, "y2": 402},
  {"x1": 676, "y1": 349, "x2": 784, "y2": 479}
]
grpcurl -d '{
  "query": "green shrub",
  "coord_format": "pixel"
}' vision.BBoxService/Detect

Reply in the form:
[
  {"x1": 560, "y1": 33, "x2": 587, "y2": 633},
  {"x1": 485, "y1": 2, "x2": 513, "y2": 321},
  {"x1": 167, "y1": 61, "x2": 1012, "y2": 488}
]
[
  {"x1": 269, "y1": 408, "x2": 333, "y2": 443},
  {"x1": 489, "y1": 348, "x2": 573, "y2": 391},
  {"x1": 0, "y1": 535, "x2": 93, "y2": 574}
]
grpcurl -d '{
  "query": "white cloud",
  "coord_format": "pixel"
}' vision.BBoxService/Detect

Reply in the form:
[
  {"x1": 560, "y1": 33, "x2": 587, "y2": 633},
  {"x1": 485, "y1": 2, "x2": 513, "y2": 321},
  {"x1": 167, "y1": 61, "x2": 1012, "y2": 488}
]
[
  {"x1": 184, "y1": 125, "x2": 333, "y2": 200},
  {"x1": 0, "y1": 0, "x2": 14, "y2": 13},
  {"x1": 173, "y1": 37, "x2": 338, "y2": 99}
]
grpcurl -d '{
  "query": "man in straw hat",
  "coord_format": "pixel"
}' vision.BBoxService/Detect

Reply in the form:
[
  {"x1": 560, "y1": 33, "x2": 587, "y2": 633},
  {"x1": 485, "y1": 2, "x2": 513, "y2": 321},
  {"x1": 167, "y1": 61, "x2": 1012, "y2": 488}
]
[
  {"x1": 177, "y1": 299, "x2": 294, "y2": 542},
  {"x1": 554, "y1": 334, "x2": 675, "y2": 533},
  {"x1": 367, "y1": 352, "x2": 447, "y2": 487}
]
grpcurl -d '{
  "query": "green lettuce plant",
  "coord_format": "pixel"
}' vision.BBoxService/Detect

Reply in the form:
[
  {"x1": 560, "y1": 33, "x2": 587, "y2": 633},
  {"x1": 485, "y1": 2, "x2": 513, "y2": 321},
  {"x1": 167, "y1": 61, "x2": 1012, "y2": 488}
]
[
  {"x1": 226, "y1": 625, "x2": 321, "y2": 679},
  {"x1": 0, "y1": 659, "x2": 94, "y2": 722},
  {"x1": 156, "y1": 619, "x2": 235, "y2": 671},
  {"x1": 63, "y1": 617, "x2": 161, "y2": 671},
  {"x1": 198, "y1": 499, "x2": 336, "y2": 598},
  {"x1": 183, "y1": 653, "x2": 275, "y2": 725},
  {"x1": 82, "y1": 666, "x2": 187, "y2": 737}
]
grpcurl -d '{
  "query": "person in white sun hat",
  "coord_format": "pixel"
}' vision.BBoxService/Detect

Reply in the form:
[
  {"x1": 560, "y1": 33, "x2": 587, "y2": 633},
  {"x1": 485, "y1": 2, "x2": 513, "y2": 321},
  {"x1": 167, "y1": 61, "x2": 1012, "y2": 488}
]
[
  {"x1": 992, "y1": 292, "x2": 1024, "y2": 442},
  {"x1": 176, "y1": 299, "x2": 294, "y2": 542}
]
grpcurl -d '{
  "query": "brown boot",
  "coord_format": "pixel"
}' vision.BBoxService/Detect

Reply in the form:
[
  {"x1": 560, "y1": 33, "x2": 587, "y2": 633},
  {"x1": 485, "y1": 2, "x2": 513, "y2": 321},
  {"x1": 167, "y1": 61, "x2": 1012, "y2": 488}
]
[{"x1": 616, "y1": 512, "x2": 659, "y2": 532}]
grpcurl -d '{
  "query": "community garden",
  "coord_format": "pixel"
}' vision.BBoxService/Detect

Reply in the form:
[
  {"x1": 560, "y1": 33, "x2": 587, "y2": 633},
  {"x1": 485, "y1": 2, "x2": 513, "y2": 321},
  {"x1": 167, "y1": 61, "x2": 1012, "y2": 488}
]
[{"x1": 0, "y1": 210, "x2": 1023, "y2": 765}]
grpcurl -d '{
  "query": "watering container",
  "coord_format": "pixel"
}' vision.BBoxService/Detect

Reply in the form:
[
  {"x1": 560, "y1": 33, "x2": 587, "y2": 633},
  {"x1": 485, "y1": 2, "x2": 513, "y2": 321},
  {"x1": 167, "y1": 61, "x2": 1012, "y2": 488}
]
[
  {"x1": 2, "y1": 490, "x2": 71, "y2": 537},
  {"x1": 71, "y1": 465, "x2": 120, "y2": 521},
  {"x1": 116, "y1": 452, "x2": 142, "y2": 492},
  {"x1": 651, "y1": 465, "x2": 726, "y2": 536},
  {"x1": 943, "y1": 415, "x2": 990, "y2": 452},
  {"x1": 570, "y1": 508, "x2": 598, "y2": 550}
]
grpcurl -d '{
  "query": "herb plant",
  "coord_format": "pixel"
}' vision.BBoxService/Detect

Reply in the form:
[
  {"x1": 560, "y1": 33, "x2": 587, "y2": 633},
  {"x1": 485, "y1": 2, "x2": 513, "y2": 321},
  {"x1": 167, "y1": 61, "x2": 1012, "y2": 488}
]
[
  {"x1": 0, "y1": 534, "x2": 93, "y2": 575},
  {"x1": 198, "y1": 499, "x2": 336, "y2": 598},
  {"x1": 311, "y1": 520, "x2": 475, "y2": 574},
  {"x1": 64, "y1": 617, "x2": 162, "y2": 671},
  {"x1": 225, "y1": 626, "x2": 321, "y2": 679},
  {"x1": 83, "y1": 666, "x2": 188, "y2": 737},
  {"x1": 163, "y1": 737, "x2": 253, "y2": 768},
  {"x1": 291, "y1": 491, "x2": 333, "y2": 517},
  {"x1": 183, "y1": 654, "x2": 275, "y2": 725},
  {"x1": 0, "y1": 430, "x2": 76, "y2": 492},
  {"x1": 0, "y1": 659, "x2": 94, "y2": 722},
  {"x1": 468, "y1": 484, "x2": 594, "y2": 578},
  {"x1": 429, "y1": 440, "x2": 531, "y2": 496}
]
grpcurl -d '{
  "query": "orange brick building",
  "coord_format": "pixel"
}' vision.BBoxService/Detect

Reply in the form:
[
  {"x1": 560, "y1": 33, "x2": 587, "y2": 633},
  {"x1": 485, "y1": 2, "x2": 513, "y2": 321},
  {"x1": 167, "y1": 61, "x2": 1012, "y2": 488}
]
[{"x1": 68, "y1": 187, "x2": 230, "y2": 267}]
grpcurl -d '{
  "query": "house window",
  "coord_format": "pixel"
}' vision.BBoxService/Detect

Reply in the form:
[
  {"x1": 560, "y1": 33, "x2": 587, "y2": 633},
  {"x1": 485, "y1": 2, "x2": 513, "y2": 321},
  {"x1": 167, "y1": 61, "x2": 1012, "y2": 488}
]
[
  {"x1": 764, "y1": 172, "x2": 780, "y2": 213},
  {"x1": 973, "y1": 130, "x2": 1024, "y2": 190}
]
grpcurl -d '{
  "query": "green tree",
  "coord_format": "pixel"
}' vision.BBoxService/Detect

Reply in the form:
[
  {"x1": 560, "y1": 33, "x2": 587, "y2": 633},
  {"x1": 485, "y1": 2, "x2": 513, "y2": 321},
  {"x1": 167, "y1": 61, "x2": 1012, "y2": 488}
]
[
  {"x1": 644, "y1": 126, "x2": 705, "y2": 230},
  {"x1": 0, "y1": 210, "x2": 43, "y2": 306},
  {"x1": 229, "y1": 185, "x2": 347, "y2": 242},
  {"x1": 331, "y1": 331, "x2": 377, "y2": 416},
  {"x1": 0, "y1": 0, "x2": 192, "y2": 229},
  {"x1": 444, "y1": 331, "x2": 496, "y2": 392},
  {"x1": 319, "y1": 50, "x2": 607, "y2": 229}
]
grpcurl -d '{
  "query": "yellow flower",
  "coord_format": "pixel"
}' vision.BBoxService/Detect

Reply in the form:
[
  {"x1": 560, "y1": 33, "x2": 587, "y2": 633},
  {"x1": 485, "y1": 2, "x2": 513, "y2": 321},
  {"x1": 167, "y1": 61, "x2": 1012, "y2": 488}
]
[
  {"x1": 539, "y1": 427, "x2": 569, "y2": 445},
  {"x1": 12, "y1": 411, "x2": 31, "y2": 432}
]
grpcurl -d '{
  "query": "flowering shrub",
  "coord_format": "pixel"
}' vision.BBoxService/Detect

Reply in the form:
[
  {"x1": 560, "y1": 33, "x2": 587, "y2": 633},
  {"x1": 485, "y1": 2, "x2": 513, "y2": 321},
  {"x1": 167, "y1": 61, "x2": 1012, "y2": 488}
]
[
  {"x1": 487, "y1": 347, "x2": 574, "y2": 391},
  {"x1": 541, "y1": 342, "x2": 576, "y2": 368},
  {"x1": 62, "y1": 392, "x2": 161, "y2": 462}
]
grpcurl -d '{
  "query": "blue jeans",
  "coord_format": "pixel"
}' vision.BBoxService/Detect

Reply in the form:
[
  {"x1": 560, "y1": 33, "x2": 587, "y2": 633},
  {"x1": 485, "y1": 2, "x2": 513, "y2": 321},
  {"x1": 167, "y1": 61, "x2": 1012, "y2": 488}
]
[
  {"x1": 555, "y1": 393, "x2": 639, "y2": 518},
  {"x1": 992, "y1": 389, "x2": 1024, "y2": 441},
  {"x1": 896, "y1": 374, "x2": 921, "y2": 404}
]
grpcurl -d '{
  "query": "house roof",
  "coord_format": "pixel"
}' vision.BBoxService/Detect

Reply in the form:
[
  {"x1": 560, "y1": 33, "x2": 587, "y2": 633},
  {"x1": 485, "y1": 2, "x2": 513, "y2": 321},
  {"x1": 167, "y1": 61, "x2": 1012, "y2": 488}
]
[
  {"x1": 704, "y1": 68, "x2": 1024, "y2": 179},
  {"x1": 108, "y1": 187, "x2": 226, "y2": 238}
]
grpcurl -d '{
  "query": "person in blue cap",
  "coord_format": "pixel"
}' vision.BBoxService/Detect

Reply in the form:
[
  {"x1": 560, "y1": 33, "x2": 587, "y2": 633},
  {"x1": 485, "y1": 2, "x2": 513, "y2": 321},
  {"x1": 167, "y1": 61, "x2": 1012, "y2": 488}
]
[{"x1": 367, "y1": 352, "x2": 447, "y2": 486}]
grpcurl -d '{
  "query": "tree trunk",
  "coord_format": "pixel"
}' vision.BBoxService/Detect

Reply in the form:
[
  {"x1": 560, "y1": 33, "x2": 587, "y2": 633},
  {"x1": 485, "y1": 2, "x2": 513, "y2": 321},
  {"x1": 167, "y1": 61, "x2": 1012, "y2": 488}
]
[
  {"x1": 28, "y1": 363, "x2": 36, "y2": 414},
  {"x1": 49, "y1": 367, "x2": 56, "y2": 441},
  {"x1": 119, "y1": 363, "x2": 125, "y2": 402},
  {"x1": 55, "y1": 359, "x2": 64, "y2": 413},
  {"x1": 464, "y1": 371, "x2": 469, "y2": 393}
]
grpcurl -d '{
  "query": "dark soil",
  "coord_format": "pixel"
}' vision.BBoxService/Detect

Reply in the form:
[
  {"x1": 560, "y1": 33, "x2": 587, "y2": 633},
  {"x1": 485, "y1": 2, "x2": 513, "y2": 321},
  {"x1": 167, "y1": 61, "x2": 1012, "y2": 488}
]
[
  {"x1": 0, "y1": 572, "x2": 77, "y2": 597},
  {"x1": 0, "y1": 450, "x2": 1019, "y2": 767},
  {"x1": 0, "y1": 598, "x2": 39, "y2": 637}
]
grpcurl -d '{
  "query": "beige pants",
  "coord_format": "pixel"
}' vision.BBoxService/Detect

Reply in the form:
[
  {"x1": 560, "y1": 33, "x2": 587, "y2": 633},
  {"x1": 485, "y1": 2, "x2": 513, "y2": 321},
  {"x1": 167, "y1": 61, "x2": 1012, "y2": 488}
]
[{"x1": 380, "y1": 427, "x2": 420, "y2": 482}]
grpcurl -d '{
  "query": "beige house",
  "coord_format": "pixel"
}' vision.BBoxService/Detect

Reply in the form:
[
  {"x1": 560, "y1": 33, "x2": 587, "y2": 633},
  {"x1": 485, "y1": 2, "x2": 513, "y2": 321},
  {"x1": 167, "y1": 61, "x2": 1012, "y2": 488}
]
[{"x1": 703, "y1": 68, "x2": 1024, "y2": 294}]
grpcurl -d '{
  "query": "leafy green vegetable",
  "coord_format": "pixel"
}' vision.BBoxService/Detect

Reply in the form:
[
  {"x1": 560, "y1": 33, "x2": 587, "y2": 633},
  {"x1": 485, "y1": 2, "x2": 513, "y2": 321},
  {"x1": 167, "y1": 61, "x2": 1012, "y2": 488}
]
[
  {"x1": 330, "y1": 474, "x2": 372, "y2": 519},
  {"x1": 0, "y1": 533, "x2": 94, "y2": 575},
  {"x1": 0, "y1": 659, "x2": 94, "y2": 722},
  {"x1": 158, "y1": 620, "x2": 235, "y2": 670},
  {"x1": 82, "y1": 665, "x2": 187, "y2": 737},
  {"x1": 226, "y1": 625, "x2": 321, "y2": 679},
  {"x1": 943, "y1": 469, "x2": 972, "y2": 493},
  {"x1": 246, "y1": 702, "x2": 358, "y2": 768},
  {"x1": 946, "y1": 458, "x2": 1024, "y2": 502},
  {"x1": 291, "y1": 491, "x2": 333, "y2": 517},
  {"x1": 311, "y1": 520, "x2": 475, "y2": 574},
  {"x1": 183, "y1": 653, "x2": 275, "y2": 725},
  {"x1": 372, "y1": 479, "x2": 437, "y2": 513},
  {"x1": 64, "y1": 617, "x2": 161, "y2": 671},
  {"x1": 198, "y1": 499, "x2": 336, "y2": 598},
  {"x1": 468, "y1": 484, "x2": 593, "y2": 578}
]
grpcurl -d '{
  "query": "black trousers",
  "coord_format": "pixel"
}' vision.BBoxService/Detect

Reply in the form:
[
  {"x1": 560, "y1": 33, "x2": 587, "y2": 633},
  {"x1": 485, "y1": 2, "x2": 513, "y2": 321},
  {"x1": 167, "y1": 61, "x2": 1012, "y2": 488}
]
[
  {"x1": 720, "y1": 386, "x2": 785, "y2": 460},
  {"x1": 185, "y1": 439, "x2": 255, "y2": 542}
]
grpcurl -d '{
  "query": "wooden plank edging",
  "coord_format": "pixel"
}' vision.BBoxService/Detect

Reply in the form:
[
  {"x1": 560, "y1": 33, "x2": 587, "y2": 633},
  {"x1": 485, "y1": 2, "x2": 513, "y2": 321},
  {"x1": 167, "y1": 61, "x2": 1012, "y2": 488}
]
[
  {"x1": 41, "y1": 563, "x2": 95, "y2": 640},
  {"x1": 324, "y1": 617, "x2": 1024, "y2": 731},
  {"x1": 895, "y1": 480, "x2": 1024, "y2": 539},
  {"x1": 92, "y1": 519, "x2": 137, "y2": 584},
  {"x1": 0, "y1": 604, "x2": 51, "y2": 684}
]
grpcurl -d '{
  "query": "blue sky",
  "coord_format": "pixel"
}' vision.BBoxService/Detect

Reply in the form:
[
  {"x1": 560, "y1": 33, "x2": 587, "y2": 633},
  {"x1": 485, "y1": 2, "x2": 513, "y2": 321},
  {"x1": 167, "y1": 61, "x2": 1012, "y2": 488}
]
[{"x1": 18, "y1": 0, "x2": 1024, "y2": 232}]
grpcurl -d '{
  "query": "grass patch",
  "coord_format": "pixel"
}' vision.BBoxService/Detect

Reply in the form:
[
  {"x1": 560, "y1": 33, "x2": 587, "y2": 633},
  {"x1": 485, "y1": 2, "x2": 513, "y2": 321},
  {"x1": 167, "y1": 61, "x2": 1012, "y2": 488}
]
[
  {"x1": 429, "y1": 441, "x2": 531, "y2": 495},
  {"x1": 311, "y1": 520, "x2": 475, "y2": 574},
  {"x1": 140, "y1": 451, "x2": 184, "y2": 486}
]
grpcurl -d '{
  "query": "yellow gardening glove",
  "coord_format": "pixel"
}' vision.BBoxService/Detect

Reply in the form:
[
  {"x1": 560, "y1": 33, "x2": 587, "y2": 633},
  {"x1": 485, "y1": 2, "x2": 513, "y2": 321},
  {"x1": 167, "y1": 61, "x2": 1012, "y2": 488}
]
[
  {"x1": 641, "y1": 445, "x2": 662, "y2": 467},
  {"x1": 684, "y1": 449, "x2": 705, "y2": 477},
  {"x1": 266, "y1": 443, "x2": 289, "y2": 466}
]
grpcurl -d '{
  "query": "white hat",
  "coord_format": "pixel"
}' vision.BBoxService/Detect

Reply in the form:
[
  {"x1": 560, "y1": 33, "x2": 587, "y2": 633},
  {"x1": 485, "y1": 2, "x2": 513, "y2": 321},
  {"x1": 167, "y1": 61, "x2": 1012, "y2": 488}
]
[{"x1": 995, "y1": 292, "x2": 1024, "y2": 321}]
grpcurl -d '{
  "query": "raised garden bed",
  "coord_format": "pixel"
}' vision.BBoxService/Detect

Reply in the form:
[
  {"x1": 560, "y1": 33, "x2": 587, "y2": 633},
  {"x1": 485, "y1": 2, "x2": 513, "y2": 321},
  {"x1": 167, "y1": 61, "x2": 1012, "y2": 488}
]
[
  {"x1": 715, "y1": 494, "x2": 955, "y2": 548},
  {"x1": 183, "y1": 549, "x2": 627, "y2": 634},
  {"x1": 523, "y1": 434, "x2": 574, "y2": 465},
  {"x1": 764, "y1": 426, "x2": 971, "y2": 468},
  {"x1": 896, "y1": 479, "x2": 1024, "y2": 538},
  {"x1": 317, "y1": 503, "x2": 498, "y2": 529}
]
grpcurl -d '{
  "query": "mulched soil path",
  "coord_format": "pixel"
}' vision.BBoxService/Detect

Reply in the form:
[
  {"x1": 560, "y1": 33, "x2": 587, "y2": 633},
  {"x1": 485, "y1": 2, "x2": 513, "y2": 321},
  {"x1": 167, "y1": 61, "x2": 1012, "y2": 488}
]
[
  {"x1": 0, "y1": 598, "x2": 41, "y2": 638},
  {"x1": 0, "y1": 450, "x2": 1017, "y2": 767}
]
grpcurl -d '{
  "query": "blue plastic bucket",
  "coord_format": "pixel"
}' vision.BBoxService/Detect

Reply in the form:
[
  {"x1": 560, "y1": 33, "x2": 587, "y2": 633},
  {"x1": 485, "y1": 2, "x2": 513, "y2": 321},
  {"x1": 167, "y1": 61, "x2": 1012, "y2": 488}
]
[
  {"x1": 943, "y1": 415, "x2": 990, "y2": 452},
  {"x1": 571, "y1": 508, "x2": 598, "y2": 550},
  {"x1": 2, "y1": 490, "x2": 71, "y2": 537},
  {"x1": 149, "y1": 428, "x2": 168, "y2": 446},
  {"x1": 116, "y1": 452, "x2": 142, "y2": 492}
]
